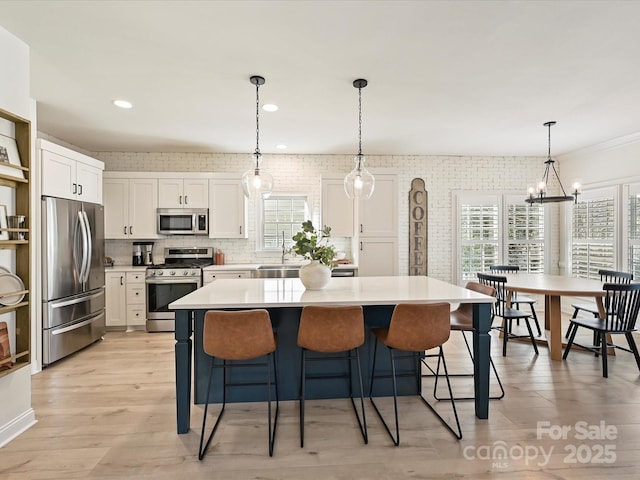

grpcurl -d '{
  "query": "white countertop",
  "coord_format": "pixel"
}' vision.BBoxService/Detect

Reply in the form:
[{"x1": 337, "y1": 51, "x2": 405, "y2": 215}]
[
  {"x1": 169, "y1": 276, "x2": 494, "y2": 309},
  {"x1": 202, "y1": 263, "x2": 358, "y2": 272}
]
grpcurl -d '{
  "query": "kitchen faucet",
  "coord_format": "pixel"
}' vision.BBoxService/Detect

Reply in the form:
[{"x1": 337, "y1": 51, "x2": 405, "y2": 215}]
[{"x1": 281, "y1": 231, "x2": 286, "y2": 264}]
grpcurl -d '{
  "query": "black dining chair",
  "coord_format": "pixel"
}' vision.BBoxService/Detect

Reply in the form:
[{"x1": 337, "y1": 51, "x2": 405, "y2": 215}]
[
  {"x1": 477, "y1": 273, "x2": 539, "y2": 356},
  {"x1": 566, "y1": 269, "x2": 634, "y2": 339},
  {"x1": 563, "y1": 282, "x2": 640, "y2": 378},
  {"x1": 489, "y1": 265, "x2": 541, "y2": 336}
]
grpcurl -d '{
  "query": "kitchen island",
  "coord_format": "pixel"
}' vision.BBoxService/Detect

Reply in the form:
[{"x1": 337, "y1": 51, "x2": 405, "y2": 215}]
[{"x1": 170, "y1": 276, "x2": 494, "y2": 434}]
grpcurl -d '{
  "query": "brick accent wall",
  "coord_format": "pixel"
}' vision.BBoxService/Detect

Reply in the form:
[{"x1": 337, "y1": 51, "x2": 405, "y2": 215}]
[{"x1": 95, "y1": 151, "x2": 554, "y2": 283}]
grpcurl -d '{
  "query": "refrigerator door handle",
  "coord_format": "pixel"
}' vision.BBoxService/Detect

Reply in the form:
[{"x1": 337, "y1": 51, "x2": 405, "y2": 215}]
[
  {"x1": 49, "y1": 289, "x2": 104, "y2": 309},
  {"x1": 81, "y1": 210, "x2": 93, "y2": 284},
  {"x1": 78, "y1": 210, "x2": 90, "y2": 284}
]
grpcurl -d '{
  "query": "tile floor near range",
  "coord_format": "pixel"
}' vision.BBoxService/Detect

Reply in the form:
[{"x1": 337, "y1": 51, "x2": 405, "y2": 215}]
[{"x1": 2, "y1": 322, "x2": 640, "y2": 479}]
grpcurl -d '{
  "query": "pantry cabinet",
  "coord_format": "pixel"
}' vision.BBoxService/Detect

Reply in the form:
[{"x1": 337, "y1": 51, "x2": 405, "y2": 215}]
[
  {"x1": 355, "y1": 173, "x2": 398, "y2": 276},
  {"x1": 321, "y1": 176, "x2": 354, "y2": 237}
]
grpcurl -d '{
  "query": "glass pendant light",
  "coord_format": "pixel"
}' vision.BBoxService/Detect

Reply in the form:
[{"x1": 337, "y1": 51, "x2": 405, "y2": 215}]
[
  {"x1": 242, "y1": 75, "x2": 274, "y2": 199},
  {"x1": 525, "y1": 121, "x2": 580, "y2": 204},
  {"x1": 344, "y1": 78, "x2": 375, "y2": 200}
]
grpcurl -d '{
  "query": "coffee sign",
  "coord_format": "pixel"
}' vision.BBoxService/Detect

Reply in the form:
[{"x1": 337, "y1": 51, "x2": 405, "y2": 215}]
[{"x1": 409, "y1": 178, "x2": 427, "y2": 276}]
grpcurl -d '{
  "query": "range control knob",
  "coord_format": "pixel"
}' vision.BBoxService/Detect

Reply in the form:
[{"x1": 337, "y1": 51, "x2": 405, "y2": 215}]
[
  {"x1": 191, "y1": 271, "x2": 198, "y2": 276},
  {"x1": 170, "y1": 270, "x2": 176, "y2": 276},
  {"x1": 147, "y1": 270, "x2": 155, "y2": 277},
  {"x1": 157, "y1": 271, "x2": 163, "y2": 276},
  {"x1": 183, "y1": 270, "x2": 189, "y2": 276}
]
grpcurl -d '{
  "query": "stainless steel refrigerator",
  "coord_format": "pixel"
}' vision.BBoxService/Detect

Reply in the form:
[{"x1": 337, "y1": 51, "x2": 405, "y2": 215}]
[{"x1": 42, "y1": 196, "x2": 106, "y2": 366}]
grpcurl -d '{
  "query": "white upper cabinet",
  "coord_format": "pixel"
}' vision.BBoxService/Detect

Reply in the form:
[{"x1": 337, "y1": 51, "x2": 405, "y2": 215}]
[
  {"x1": 321, "y1": 176, "x2": 354, "y2": 237},
  {"x1": 209, "y1": 178, "x2": 247, "y2": 238},
  {"x1": 104, "y1": 175, "x2": 159, "y2": 239},
  {"x1": 158, "y1": 178, "x2": 208, "y2": 208},
  {"x1": 39, "y1": 139, "x2": 104, "y2": 204},
  {"x1": 358, "y1": 173, "x2": 398, "y2": 237}
]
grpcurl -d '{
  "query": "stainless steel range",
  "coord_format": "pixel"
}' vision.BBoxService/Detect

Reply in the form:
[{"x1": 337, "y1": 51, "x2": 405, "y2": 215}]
[{"x1": 145, "y1": 247, "x2": 214, "y2": 332}]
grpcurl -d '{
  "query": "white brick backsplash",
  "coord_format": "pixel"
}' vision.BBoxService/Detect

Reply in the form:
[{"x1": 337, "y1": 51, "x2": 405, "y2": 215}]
[{"x1": 95, "y1": 151, "x2": 555, "y2": 282}]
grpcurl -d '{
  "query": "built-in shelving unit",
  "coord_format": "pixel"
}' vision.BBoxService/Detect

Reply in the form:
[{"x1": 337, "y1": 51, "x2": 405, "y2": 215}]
[{"x1": 0, "y1": 107, "x2": 31, "y2": 378}]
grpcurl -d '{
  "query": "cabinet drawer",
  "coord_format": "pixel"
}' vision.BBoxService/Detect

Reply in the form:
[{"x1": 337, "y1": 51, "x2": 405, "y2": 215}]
[
  {"x1": 127, "y1": 306, "x2": 146, "y2": 327},
  {"x1": 126, "y1": 272, "x2": 146, "y2": 283},
  {"x1": 127, "y1": 285, "x2": 146, "y2": 305},
  {"x1": 203, "y1": 271, "x2": 250, "y2": 284}
]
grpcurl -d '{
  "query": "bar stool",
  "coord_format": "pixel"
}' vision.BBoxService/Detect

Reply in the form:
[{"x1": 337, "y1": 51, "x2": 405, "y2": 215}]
[
  {"x1": 297, "y1": 305, "x2": 368, "y2": 448},
  {"x1": 369, "y1": 302, "x2": 462, "y2": 444},
  {"x1": 198, "y1": 309, "x2": 279, "y2": 460}
]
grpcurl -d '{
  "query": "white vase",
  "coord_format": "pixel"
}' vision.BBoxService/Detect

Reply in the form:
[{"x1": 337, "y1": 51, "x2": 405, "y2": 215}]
[{"x1": 299, "y1": 260, "x2": 331, "y2": 290}]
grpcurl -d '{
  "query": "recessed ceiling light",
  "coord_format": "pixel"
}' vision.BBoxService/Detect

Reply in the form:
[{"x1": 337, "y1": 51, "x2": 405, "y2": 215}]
[
  {"x1": 276, "y1": 144, "x2": 287, "y2": 150},
  {"x1": 262, "y1": 104, "x2": 278, "y2": 112},
  {"x1": 113, "y1": 99, "x2": 133, "y2": 109}
]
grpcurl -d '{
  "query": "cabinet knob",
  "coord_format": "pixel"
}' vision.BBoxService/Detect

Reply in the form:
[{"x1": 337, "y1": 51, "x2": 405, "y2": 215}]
[
  {"x1": 184, "y1": 195, "x2": 188, "y2": 204},
  {"x1": 360, "y1": 241, "x2": 363, "y2": 251},
  {"x1": 360, "y1": 224, "x2": 363, "y2": 233},
  {"x1": 179, "y1": 195, "x2": 182, "y2": 204},
  {"x1": 78, "y1": 184, "x2": 83, "y2": 195}
]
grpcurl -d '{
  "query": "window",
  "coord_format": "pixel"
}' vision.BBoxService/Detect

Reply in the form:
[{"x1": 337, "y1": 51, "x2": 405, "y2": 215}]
[
  {"x1": 571, "y1": 187, "x2": 616, "y2": 279},
  {"x1": 626, "y1": 184, "x2": 640, "y2": 279},
  {"x1": 505, "y1": 200, "x2": 545, "y2": 272},
  {"x1": 456, "y1": 193, "x2": 545, "y2": 283},
  {"x1": 260, "y1": 195, "x2": 309, "y2": 250},
  {"x1": 459, "y1": 199, "x2": 499, "y2": 282}
]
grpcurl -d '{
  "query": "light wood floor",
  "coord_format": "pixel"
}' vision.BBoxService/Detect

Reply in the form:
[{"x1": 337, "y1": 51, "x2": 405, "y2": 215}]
[{"x1": 2, "y1": 323, "x2": 640, "y2": 479}]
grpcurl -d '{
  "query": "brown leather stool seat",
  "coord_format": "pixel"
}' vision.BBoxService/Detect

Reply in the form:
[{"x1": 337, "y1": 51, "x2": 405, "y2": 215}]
[
  {"x1": 198, "y1": 309, "x2": 278, "y2": 460},
  {"x1": 369, "y1": 302, "x2": 462, "y2": 444},
  {"x1": 297, "y1": 305, "x2": 368, "y2": 448}
]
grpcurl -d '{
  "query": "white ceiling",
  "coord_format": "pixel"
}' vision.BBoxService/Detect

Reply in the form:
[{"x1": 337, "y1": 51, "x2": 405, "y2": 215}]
[{"x1": 1, "y1": 0, "x2": 640, "y2": 157}]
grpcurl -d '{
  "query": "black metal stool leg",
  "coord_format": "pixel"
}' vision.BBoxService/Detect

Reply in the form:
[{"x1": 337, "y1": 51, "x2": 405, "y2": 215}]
[{"x1": 299, "y1": 348, "x2": 306, "y2": 448}]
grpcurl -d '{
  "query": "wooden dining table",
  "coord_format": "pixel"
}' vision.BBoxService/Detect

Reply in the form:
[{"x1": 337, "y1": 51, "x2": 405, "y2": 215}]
[{"x1": 502, "y1": 274, "x2": 606, "y2": 360}]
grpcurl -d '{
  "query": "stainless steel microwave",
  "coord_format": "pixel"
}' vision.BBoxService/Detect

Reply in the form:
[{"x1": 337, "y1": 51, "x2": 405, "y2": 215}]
[{"x1": 157, "y1": 208, "x2": 209, "y2": 235}]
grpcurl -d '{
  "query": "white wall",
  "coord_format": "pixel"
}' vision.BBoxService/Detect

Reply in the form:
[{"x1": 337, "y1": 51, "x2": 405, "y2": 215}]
[
  {"x1": 0, "y1": 25, "x2": 36, "y2": 448},
  {"x1": 94, "y1": 151, "x2": 548, "y2": 283}
]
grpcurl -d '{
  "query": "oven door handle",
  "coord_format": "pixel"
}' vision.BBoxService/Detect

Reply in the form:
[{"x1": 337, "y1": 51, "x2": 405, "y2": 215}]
[{"x1": 145, "y1": 277, "x2": 201, "y2": 285}]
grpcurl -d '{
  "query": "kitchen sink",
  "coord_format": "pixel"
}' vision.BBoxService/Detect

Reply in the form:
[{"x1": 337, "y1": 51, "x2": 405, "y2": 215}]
[{"x1": 253, "y1": 265, "x2": 301, "y2": 278}]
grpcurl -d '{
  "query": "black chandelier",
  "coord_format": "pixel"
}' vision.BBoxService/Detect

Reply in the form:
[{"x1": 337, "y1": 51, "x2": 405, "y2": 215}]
[{"x1": 526, "y1": 121, "x2": 580, "y2": 204}]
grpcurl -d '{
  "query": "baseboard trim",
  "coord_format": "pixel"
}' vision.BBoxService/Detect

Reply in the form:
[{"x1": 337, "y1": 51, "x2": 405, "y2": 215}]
[{"x1": 0, "y1": 408, "x2": 37, "y2": 448}]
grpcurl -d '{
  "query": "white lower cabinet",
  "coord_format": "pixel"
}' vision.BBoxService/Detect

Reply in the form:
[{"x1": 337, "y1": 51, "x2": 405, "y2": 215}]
[
  {"x1": 126, "y1": 272, "x2": 147, "y2": 329},
  {"x1": 357, "y1": 238, "x2": 398, "y2": 276},
  {"x1": 105, "y1": 272, "x2": 127, "y2": 329},
  {"x1": 105, "y1": 270, "x2": 147, "y2": 330}
]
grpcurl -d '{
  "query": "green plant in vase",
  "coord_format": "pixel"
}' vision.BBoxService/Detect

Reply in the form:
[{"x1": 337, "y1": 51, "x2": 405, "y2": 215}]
[{"x1": 291, "y1": 220, "x2": 336, "y2": 269}]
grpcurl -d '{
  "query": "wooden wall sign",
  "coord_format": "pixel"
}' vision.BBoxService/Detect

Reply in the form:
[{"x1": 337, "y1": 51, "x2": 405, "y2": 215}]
[{"x1": 409, "y1": 178, "x2": 428, "y2": 276}]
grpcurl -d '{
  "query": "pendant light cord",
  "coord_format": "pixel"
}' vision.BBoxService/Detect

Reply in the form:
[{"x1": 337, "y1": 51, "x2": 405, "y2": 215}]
[
  {"x1": 255, "y1": 80, "x2": 261, "y2": 167},
  {"x1": 547, "y1": 122, "x2": 552, "y2": 160},
  {"x1": 357, "y1": 85, "x2": 363, "y2": 158}
]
